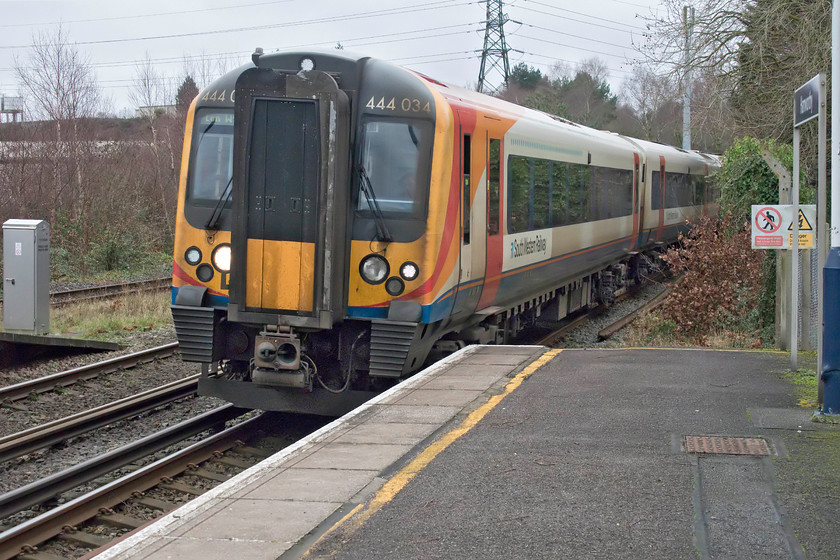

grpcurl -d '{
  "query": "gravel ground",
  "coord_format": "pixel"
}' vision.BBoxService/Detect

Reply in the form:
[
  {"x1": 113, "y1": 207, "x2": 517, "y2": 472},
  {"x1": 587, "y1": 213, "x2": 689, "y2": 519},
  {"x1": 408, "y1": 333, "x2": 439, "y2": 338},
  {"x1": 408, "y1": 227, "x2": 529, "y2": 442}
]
[
  {"x1": 555, "y1": 281, "x2": 668, "y2": 348},
  {"x1": 514, "y1": 280, "x2": 670, "y2": 349}
]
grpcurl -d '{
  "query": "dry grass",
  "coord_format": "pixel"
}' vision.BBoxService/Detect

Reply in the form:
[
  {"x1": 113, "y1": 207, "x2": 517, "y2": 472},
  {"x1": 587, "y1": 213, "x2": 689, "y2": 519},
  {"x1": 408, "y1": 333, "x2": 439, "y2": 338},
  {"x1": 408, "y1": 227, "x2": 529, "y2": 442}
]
[
  {"x1": 621, "y1": 311, "x2": 765, "y2": 349},
  {"x1": 50, "y1": 291, "x2": 172, "y2": 340}
]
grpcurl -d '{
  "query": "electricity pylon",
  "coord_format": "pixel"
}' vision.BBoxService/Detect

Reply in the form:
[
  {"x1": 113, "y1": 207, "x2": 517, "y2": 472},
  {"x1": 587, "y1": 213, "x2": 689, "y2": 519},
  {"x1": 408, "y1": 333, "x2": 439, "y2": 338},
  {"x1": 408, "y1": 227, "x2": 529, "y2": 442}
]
[{"x1": 477, "y1": 0, "x2": 511, "y2": 93}]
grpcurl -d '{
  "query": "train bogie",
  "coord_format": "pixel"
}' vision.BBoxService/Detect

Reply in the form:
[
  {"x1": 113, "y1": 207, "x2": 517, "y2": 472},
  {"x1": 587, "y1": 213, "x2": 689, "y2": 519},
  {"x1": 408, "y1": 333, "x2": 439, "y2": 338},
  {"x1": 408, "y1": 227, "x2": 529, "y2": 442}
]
[{"x1": 170, "y1": 49, "x2": 718, "y2": 415}]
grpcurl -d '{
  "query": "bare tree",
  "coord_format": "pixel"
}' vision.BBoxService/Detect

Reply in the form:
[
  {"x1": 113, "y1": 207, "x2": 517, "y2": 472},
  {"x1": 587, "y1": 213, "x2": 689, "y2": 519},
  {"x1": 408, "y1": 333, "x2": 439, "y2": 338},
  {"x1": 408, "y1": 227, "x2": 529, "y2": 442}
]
[
  {"x1": 14, "y1": 25, "x2": 101, "y2": 125},
  {"x1": 181, "y1": 51, "x2": 238, "y2": 90},
  {"x1": 13, "y1": 25, "x2": 103, "y2": 273},
  {"x1": 130, "y1": 54, "x2": 176, "y2": 236},
  {"x1": 621, "y1": 64, "x2": 680, "y2": 142},
  {"x1": 637, "y1": 0, "x2": 830, "y2": 144}
]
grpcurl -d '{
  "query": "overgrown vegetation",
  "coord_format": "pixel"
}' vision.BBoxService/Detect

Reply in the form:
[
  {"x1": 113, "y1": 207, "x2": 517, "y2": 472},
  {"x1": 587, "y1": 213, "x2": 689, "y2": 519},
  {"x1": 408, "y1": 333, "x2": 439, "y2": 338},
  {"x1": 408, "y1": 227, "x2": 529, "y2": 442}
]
[
  {"x1": 658, "y1": 214, "x2": 767, "y2": 346},
  {"x1": 50, "y1": 292, "x2": 172, "y2": 341}
]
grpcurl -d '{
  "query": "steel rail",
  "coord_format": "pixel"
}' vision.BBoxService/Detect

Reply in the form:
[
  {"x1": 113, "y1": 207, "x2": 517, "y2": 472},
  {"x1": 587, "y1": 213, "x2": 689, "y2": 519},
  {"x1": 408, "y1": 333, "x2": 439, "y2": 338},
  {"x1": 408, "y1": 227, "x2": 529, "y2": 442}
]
[
  {"x1": 50, "y1": 277, "x2": 171, "y2": 305},
  {"x1": 535, "y1": 311, "x2": 596, "y2": 347},
  {"x1": 534, "y1": 274, "x2": 673, "y2": 347},
  {"x1": 597, "y1": 288, "x2": 671, "y2": 341},
  {"x1": 0, "y1": 410, "x2": 259, "y2": 560},
  {"x1": 0, "y1": 277, "x2": 171, "y2": 306},
  {"x1": 0, "y1": 374, "x2": 199, "y2": 463},
  {"x1": 0, "y1": 404, "x2": 247, "y2": 519},
  {"x1": 0, "y1": 342, "x2": 179, "y2": 403}
]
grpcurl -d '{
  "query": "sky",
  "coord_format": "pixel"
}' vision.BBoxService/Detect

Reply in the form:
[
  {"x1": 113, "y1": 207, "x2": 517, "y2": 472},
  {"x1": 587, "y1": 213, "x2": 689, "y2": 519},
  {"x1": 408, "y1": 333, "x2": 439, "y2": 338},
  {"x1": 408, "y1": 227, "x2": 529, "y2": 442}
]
[{"x1": 0, "y1": 0, "x2": 668, "y2": 117}]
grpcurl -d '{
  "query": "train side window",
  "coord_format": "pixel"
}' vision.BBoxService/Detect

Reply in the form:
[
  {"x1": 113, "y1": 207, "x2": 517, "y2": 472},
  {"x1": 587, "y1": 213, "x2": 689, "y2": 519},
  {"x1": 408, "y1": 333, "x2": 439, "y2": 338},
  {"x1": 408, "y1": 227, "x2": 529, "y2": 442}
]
[
  {"x1": 569, "y1": 164, "x2": 590, "y2": 223},
  {"x1": 488, "y1": 138, "x2": 501, "y2": 236},
  {"x1": 550, "y1": 162, "x2": 569, "y2": 226},
  {"x1": 533, "y1": 159, "x2": 550, "y2": 229},
  {"x1": 507, "y1": 155, "x2": 529, "y2": 234},
  {"x1": 651, "y1": 171, "x2": 662, "y2": 210},
  {"x1": 463, "y1": 134, "x2": 471, "y2": 245}
]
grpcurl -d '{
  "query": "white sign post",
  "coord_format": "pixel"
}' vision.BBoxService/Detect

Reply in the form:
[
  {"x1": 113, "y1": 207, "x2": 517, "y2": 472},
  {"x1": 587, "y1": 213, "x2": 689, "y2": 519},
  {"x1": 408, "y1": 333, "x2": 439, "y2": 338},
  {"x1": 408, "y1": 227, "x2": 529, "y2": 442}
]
[{"x1": 789, "y1": 73, "x2": 826, "y2": 372}]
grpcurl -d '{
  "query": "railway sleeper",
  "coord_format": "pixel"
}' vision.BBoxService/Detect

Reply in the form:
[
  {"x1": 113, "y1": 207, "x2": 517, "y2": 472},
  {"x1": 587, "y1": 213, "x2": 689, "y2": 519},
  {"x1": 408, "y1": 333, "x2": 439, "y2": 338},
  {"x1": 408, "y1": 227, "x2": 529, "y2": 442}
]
[
  {"x1": 135, "y1": 496, "x2": 177, "y2": 512},
  {"x1": 98, "y1": 513, "x2": 145, "y2": 530},
  {"x1": 58, "y1": 529, "x2": 110, "y2": 549}
]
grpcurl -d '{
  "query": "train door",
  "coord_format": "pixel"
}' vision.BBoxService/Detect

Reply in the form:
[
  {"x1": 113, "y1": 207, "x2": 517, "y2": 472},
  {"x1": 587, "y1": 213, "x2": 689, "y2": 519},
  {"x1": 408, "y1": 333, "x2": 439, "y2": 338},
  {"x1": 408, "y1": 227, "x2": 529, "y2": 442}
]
[
  {"x1": 477, "y1": 135, "x2": 503, "y2": 309},
  {"x1": 243, "y1": 99, "x2": 320, "y2": 313},
  {"x1": 451, "y1": 129, "x2": 478, "y2": 316},
  {"x1": 655, "y1": 155, "x2": 666, "y2": 242},
  {"x1": 631, "y1": 152, "x2": 642, "y2": 250}
]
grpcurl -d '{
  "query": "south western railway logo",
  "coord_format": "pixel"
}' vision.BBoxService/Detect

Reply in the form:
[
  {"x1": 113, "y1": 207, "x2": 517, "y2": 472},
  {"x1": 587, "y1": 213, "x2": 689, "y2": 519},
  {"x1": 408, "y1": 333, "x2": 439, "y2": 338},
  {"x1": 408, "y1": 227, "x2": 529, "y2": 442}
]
[{"x1": 510, "y1": 235, "x2": 548, "y2": 259}]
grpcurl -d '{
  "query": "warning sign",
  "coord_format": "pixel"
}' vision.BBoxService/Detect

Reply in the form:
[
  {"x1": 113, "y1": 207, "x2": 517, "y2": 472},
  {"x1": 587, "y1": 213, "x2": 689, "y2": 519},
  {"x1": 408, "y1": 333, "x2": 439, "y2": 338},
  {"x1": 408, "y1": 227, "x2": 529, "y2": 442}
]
[
  {"x1": 755, "y1": 207, "x2": 782, "y2": 233},
  {"x1": 751, "y1": 205, "x2": 816, "y2": 249}
]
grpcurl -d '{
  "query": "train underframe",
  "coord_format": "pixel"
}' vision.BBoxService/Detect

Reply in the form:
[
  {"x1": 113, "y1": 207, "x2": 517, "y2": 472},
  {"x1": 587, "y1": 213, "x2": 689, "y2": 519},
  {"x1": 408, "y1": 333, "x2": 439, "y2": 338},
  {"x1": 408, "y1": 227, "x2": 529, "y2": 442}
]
[{"x1": 174, "y1": 250, "x2": 665, "y2": 416}]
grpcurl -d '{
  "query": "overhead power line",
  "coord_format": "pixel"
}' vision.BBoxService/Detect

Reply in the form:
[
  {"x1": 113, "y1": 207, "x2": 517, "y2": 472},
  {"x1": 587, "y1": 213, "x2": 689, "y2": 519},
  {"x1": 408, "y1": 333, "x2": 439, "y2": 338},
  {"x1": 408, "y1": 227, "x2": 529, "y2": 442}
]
[
  {"x1": 520, "y1": 0, "x2": 646, "y2": 30},
  {"x1": 0, "y1": 0, "x2": 475, "y2": 50},
  {"x1": 0, "y1": 0, "x2": 295, "y2": 29}
]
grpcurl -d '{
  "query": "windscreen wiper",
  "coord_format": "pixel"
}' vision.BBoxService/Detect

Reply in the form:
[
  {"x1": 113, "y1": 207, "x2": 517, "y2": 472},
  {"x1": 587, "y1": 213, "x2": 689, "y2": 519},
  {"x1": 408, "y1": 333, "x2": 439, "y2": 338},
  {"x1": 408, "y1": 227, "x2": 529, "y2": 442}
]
[
  {"x1": 205, "y1": 175, "x2": 233, "y2": 230},
  {"x1": 357, "y1": 165, "x2": 392, "y2": 242}
]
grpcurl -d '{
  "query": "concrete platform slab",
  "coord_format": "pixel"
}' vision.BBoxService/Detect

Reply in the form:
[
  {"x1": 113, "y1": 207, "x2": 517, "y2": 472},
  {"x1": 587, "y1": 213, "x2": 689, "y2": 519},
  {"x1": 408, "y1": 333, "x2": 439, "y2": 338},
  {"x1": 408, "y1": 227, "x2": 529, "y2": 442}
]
[{"x1": 235, "y1": 468, "x2": 379, "y2": 502}]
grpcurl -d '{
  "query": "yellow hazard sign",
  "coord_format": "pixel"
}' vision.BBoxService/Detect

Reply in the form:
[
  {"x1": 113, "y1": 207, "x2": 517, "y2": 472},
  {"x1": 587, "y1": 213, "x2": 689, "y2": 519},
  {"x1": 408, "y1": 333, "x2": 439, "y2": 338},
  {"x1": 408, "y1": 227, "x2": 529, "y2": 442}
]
[
  {"x1": 787, "y1": 209, "x2": 814, "y2": 232},
  {"x1": 788, "y1": 232, "x2": 815, "y2": 248}
]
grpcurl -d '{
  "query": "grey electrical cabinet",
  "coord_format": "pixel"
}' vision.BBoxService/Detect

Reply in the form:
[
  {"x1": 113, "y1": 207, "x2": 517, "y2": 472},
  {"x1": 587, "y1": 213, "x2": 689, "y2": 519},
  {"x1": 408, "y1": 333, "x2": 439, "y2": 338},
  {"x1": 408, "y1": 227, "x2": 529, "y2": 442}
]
[{"x1": 3, "y1": 219, "x2": 50, "y2": 334}]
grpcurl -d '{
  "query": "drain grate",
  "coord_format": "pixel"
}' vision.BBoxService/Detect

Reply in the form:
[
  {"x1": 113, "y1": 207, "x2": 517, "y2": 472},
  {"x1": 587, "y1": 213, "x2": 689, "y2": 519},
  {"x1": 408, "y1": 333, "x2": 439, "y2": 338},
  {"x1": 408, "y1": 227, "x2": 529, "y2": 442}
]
[{"x1": 684, "y1": 436, "x2": 772, "y2": 456}]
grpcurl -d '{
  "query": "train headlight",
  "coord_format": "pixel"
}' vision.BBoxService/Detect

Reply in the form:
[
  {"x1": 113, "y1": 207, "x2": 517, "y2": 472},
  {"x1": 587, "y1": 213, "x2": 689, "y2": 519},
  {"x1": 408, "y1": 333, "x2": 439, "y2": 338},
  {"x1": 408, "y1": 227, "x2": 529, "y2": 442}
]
[
  {"x1": 385, "y1": 276, "x2": 405, "y2": 296},
  {"x1": 399, "y1": 261, "x2": 419, "y2": 281},
  {"x1": 212, "y1": 244, "x2": 232, "y2": 272},
  {"x1": 185, "y1": 247, "x2": 202, "y2": 266},
  {"x1": 360, "y1": 254, "x2": 389, "y2": 284}
]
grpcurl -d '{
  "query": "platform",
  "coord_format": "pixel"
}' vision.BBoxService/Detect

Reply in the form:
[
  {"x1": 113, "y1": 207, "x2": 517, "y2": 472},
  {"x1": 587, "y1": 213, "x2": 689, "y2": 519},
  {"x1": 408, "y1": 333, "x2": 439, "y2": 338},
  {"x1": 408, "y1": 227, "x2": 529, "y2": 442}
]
[
  {"x1": 92, "y1": 346, "x2": 838, "y2": 560},
  {"x1": 0, "y1": 332, "x2": 120, "y2": 367}
]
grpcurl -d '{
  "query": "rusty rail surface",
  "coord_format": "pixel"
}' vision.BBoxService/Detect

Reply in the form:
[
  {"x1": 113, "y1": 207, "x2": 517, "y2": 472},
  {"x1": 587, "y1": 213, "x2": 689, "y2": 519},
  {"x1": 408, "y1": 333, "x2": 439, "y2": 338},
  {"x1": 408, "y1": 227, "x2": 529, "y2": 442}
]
[
  {"x1": 0, "y1": 373, "x2": 199, "y2": 463},
  {"x1": 0, "y1": 343, "x2": 179, "y2": 403},
  {"x1": 0, "y1": 409, "x2": 258, "y2": 560}
]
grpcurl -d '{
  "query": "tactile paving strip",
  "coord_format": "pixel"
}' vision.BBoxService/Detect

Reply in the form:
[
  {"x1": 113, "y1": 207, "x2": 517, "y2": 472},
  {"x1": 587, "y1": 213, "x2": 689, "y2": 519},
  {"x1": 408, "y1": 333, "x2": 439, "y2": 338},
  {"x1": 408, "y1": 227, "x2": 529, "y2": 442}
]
[{"x1": 684, "y1": 436, "x2": 772, "y2": 456}]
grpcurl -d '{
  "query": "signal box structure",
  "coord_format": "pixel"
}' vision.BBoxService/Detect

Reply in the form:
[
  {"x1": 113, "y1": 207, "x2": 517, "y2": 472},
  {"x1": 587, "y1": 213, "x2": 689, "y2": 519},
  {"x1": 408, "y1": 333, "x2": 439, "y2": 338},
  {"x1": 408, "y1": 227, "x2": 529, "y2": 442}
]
[{"x1": 3, "y1": 219, "x2": 50, "y2": 334}]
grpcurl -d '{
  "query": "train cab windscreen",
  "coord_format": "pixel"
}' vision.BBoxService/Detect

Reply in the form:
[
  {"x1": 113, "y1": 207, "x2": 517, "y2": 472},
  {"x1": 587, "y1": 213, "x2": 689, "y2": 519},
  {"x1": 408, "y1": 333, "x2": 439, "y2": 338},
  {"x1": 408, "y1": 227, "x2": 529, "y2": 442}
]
[
  {"x1": 356, "y1": 119, "x2": 432, "y2": 217},
  {"x1": 188, "y1": 109, "x2": 234, "y2": 207}
]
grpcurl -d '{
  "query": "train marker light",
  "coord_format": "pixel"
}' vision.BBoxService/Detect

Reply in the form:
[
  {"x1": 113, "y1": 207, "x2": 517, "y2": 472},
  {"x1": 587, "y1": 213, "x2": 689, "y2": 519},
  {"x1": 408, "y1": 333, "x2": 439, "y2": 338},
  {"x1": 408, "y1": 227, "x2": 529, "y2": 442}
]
[
  {"x1": 400, "y1": 261, "x2": 419, "y2": 281},
  {"x1": 386, "y1": 276, "x2": 405, "y2": 296},
  {"x1": 360, "y1": 255, "x2": 389, "y2": 284},
  {"x1": 196, "y1": 264, "x2": 214, "y2": 282},
  {"x1": 185, "y1": 247, "x2": 202, "y2": 266},
  {"x1": 212, "y1": 244, "x2": 232, "y2": 272}
]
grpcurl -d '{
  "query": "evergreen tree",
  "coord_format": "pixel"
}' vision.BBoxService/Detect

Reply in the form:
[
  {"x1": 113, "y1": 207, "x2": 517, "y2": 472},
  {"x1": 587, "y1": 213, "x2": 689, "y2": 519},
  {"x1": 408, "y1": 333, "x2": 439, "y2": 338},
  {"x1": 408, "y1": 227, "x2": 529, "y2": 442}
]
[{"x1": 176, "y1": 75, "x2": 199, "y2": 115}]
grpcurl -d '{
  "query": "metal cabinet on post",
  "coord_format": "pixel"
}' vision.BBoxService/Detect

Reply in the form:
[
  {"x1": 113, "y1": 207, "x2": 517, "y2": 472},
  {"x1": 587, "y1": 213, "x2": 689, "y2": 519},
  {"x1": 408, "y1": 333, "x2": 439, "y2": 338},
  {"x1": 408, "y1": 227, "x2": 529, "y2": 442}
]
[{"x1": 2, "y1": 219, "x2": 50, "y2": 334}]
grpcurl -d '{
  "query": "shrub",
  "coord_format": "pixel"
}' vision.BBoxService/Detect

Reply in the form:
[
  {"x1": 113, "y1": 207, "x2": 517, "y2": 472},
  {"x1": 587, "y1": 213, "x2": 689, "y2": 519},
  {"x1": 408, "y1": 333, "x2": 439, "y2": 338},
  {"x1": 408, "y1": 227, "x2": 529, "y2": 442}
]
[{"x1": 660, "y1": 214, "x2": 767, "y2": 344}]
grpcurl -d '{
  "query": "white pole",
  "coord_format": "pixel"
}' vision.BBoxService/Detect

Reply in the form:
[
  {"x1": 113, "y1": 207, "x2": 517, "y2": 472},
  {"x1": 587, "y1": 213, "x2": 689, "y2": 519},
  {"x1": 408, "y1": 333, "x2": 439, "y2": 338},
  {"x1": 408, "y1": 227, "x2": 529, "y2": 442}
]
[
  {"x1": 834, "y1": 1, "x2": 840, "y2": 246},
  {"x1": 792, "y1": 125, "x2": 800, "y2": 372},
  {"x1": 682, "y1": 6, "x2": 693, "y2": 151}
]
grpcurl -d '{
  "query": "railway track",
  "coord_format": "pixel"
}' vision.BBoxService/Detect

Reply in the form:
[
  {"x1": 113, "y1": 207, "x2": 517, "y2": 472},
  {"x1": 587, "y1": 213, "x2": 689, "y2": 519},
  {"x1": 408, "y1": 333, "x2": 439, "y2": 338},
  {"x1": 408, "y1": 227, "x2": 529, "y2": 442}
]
[
  {"x1": 535, "y1": 280, "x2": 672, "y2": 347},
  {"x1": 0, "y1": 343, "x2": 179, "y2": 404},
  {"x1": 0, "y1": 410, "x2": 263, "y2": 560},
  {"x1": 597, "y1": 288, "x2": 671, "y2": 341},
  {"x1": 0, "y1": 374, "x2": 198, "y2": 463},
  {"x1": 0, "y1": 277, "x2": 170, "y2": 309}
]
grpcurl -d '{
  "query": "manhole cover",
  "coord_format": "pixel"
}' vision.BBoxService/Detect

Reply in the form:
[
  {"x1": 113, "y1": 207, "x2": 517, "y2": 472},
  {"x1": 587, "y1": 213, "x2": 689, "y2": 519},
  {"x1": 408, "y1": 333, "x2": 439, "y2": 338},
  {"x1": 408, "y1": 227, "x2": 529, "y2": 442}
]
[{"x1": 684, "y1": 436, "x2": 772, "y2": 456}]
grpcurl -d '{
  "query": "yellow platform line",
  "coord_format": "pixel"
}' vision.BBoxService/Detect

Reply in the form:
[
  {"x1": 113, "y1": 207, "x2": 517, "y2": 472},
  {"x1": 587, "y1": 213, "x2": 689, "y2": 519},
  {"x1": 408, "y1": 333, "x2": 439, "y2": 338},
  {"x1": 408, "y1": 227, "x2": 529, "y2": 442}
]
[{"x1": 303, "y1": 348, "x2": 563, "y2": 558}]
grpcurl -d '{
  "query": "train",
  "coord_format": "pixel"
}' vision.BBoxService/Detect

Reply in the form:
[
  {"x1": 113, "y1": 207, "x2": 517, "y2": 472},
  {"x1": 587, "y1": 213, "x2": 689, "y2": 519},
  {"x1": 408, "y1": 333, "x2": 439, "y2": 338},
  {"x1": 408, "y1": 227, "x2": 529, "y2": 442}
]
[{"x1": 170, "y1": 49, "x2": 719, "y2": 415}]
